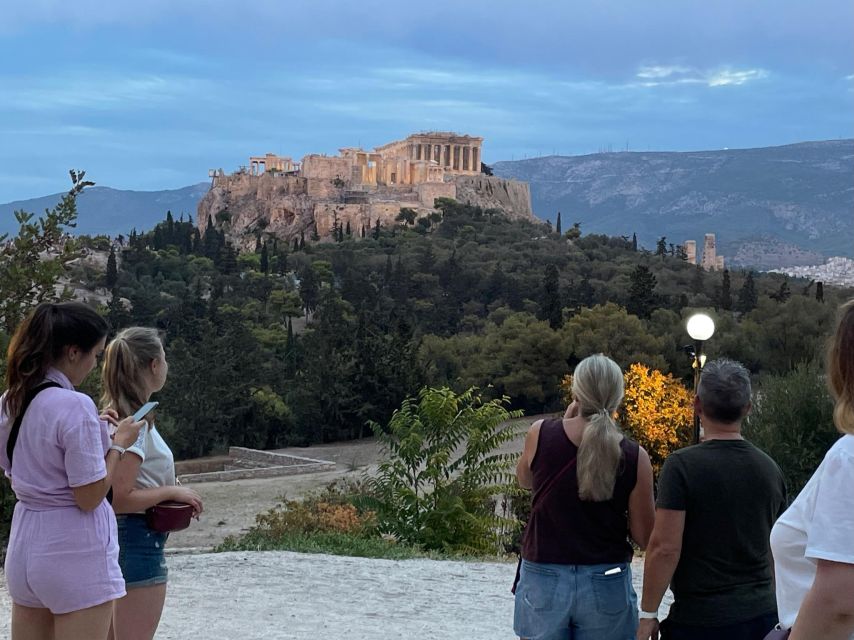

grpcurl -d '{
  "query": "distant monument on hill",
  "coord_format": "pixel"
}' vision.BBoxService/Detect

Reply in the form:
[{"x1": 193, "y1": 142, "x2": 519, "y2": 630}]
[
  {"x1": 684, "y1": 233, "x2": 725, "y2": 271},
  {"x1": 198, "y1": 132, "x2": 535, "y2": 250}
]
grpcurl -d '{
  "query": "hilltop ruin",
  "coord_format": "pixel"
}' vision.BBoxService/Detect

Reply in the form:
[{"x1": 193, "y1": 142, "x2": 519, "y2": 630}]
[{"x1": 197, "y1": 132, "x2": 534, "y2": 249}]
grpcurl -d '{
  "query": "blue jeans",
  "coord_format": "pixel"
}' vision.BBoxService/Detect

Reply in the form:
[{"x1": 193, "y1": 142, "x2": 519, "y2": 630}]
[
  {"x1": 116, "y1": 514, "x2": 169, "y2": 588},
  {"x1": 514, "y1": 559, "x2": 638, "y2": 640}
]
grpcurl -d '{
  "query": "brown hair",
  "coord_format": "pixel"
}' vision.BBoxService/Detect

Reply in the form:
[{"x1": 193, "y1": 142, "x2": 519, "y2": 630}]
[
  {"x1": 3, "y1": 302, "x2": 109, "y2": 420},
  {"x1": 101, "y1": 327, "x2": 164, "y2": 419},
  {"x1": 572, "y1": 354, "x2": 625, "y2": 502},
  {"x1": 828, "y1": 299, "x2": 854, "y2": 434}
]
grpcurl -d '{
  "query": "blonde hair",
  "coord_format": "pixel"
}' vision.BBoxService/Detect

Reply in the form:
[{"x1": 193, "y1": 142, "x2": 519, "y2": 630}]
[
  {"x1": 572, "y1": 354, "x2": 625, "y2": 502},
  {"x1": 828, "y1": 299, "x2": 854, "y2": 435},
  {"x1": 101, "y1": 327, "x2": 163, "y2": 419}
]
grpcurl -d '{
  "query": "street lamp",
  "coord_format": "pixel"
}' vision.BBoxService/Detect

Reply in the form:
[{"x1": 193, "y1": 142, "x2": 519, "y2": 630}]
[{"x1": 687, "y1": 313, "x2": 715, "y2": 444}]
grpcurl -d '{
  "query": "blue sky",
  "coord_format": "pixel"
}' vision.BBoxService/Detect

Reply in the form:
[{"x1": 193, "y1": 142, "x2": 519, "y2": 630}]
[{"x1": 1, "y1": 0, "x2": 852, "y2": 202}]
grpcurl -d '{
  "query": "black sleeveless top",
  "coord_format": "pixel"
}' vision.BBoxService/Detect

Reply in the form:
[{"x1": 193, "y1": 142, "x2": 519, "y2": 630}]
[{"x1": 522, "y1": 418, "x2": 640, "y2": 565}]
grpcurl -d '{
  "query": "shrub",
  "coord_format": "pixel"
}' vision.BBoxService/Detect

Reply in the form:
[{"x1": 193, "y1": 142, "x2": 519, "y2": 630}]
[
  {"x1": 366, "y1": 386, "x2": 523, "y2": 555},
  {"x1": 744, "y1": 363, "x2": 838, "y2": 499}
]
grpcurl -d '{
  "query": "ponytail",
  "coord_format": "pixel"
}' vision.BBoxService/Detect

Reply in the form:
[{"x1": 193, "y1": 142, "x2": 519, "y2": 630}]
[
  {"x1": 571, "y1": 355, "x2": 625, "y2": 502},
  {"x1": 3, "y1": 302, "x2": 108, "y2": 420},
  {"x1": 101, "y1": 327, "x2": 163, "y2": 419}
]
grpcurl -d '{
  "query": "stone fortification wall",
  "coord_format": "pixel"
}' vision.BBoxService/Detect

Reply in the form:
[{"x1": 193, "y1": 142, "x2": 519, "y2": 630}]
[
  {"x1": 301, "y1": 155, "x2": 352, "y2": 181},
  {"x1": 416, "y1": 182, "x2": 457, "y2": 208},
  {"x1": 453, "y1": 175, "x2": 533, "y2": 220}
]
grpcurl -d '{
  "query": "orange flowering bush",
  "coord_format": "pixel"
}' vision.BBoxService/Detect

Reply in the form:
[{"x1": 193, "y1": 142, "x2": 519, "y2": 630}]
[
  {"x1": 619, "y1": 363, "x2": 693, "y2": 473},
  {"x1": 560, "y1": 363, "x2": 693, "y2": 474}
]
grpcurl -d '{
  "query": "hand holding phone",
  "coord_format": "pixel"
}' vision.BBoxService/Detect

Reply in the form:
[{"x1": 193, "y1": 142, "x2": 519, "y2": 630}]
[{"x1": 132, "y1": 401, "x2": 159, "y2": 422}]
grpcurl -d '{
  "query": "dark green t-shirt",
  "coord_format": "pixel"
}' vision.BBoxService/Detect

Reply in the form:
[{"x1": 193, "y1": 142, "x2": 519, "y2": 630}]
[{"x1": 657, "y1": 439, "x2": 787, "y2": 626}]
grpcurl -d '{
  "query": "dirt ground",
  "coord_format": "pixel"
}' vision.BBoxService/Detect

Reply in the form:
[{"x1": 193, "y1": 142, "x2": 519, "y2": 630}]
[{"x1": 168, "y1": 438, "x2": 387, "y2": 549}]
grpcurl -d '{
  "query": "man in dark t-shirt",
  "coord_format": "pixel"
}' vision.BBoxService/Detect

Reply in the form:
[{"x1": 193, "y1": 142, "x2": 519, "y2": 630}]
[{"x1": 637, "y1": 359, "x2": 787, "y2": 640}]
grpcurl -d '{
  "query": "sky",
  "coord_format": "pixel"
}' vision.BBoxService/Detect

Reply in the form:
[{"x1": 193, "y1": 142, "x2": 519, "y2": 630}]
[{"x1": 1, "y1": 0, "x2": 852, "y2": 202}]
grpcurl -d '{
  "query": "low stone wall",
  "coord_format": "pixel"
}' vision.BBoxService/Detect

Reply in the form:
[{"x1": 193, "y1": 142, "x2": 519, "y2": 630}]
[{"x1": 177, "y1": 447, "x2": 336, "y2": 484}]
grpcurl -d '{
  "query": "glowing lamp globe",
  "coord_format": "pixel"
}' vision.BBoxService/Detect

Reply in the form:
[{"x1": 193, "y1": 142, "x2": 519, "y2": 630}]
[{"x1": 687, "y1": 314, "x2": 715, "y2": 342}]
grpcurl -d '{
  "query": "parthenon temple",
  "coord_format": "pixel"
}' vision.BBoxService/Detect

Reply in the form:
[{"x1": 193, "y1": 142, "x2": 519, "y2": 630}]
[{"x1": 233, "y1": 132, "x2": 484, "y2": 187}]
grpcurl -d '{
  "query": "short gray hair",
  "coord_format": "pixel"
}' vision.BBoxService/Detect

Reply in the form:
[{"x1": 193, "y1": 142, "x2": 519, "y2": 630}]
[{"x1": 697, "y1": 358, "x2": 752, "y2": 423}]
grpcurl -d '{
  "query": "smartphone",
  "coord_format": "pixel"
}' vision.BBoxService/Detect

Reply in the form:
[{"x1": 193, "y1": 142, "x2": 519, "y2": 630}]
[{"x1": 132, "y1": 401, "x2": 159, "y2": 422}]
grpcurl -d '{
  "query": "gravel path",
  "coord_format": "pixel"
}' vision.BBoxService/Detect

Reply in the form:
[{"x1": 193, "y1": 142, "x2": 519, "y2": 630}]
[{"x1": 0, "y1": 551, "x2": 670, "y2": 639}]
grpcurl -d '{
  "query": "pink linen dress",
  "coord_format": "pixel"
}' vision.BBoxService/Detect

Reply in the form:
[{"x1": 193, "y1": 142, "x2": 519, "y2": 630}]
[{"x1": 0, "y1": 368, "x2": 125, "y2": 614}]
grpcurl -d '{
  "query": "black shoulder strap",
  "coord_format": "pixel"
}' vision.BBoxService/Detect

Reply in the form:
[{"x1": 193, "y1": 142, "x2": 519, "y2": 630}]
[{"x1": 7, "y1": 381, "x2": 62, "y2": 466}]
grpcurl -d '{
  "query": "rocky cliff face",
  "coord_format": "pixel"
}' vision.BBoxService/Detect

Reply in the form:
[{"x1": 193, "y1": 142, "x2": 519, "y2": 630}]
[
  {"x1": 197, "y1": 173, "x2": 534, "y2": 250},
  {"x1": 454, "y1": 175, "x2": 533, "y2": 219}
]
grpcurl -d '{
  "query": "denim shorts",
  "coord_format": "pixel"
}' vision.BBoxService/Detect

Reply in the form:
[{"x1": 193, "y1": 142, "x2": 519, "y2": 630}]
[
  {"x1": 116, "y1": 514, "x2": 169, "y2": 589},
  {"x1": 514, "y1": 559, "x2": 638, "y2": 640}
]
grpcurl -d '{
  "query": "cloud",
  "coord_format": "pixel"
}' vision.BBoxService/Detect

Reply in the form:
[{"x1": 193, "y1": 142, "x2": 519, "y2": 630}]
[
  {"x1": 707, "y1": 68, "x2": 769, "y2": 86},
  {"x1": 634, "y1": 64, "x2": 768, "y2": 88},
  {"x1": 3, "y1": 73, "x2": 211, "y2": 111},
  {"x1": 636, "y1": 65, "x2": 692, "y2": 79}
]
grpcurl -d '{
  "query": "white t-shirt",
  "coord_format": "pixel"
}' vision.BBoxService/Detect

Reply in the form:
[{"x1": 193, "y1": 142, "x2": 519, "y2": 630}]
[
  {"x1": 127, "y1": 422, "x2": 176, "y2": 490},
  {"x1": 770, "y1": 434, "x2": 854, "y2": 633}
]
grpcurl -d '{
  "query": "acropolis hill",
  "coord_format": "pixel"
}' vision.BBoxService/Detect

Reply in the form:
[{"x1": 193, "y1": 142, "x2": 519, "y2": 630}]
[{"x1": 197, "y1": 132, "x2": 534, "y2": 249}]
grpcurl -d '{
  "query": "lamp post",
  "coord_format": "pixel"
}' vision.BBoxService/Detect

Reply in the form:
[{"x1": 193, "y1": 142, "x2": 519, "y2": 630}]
[{"x1": 687, "y1": 313, "x2": 715, "y2": 444}]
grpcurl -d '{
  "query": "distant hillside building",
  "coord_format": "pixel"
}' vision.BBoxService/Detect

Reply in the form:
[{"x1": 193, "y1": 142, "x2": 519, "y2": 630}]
[
  {"x1": 684, "y1": 240, "x2": 697, "y2": 264},
  {"x1": 683, "y1": 233, "x2": 725, "y2": 271}
]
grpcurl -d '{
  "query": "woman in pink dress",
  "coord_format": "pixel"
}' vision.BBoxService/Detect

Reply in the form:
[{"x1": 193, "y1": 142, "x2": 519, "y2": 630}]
[{"x1": 0, "y1": 302, "x2": 143, "y2": 640}]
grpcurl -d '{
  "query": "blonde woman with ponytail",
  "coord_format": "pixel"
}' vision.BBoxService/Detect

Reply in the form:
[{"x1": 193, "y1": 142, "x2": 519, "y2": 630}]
[
  {"x1": 770, "y1": 299, "x2": 854, "y2": 640},
  {"x1": 100, "y1": 328, "x2": 203, "y2": 640},
  {"x1": 514, "y1": 354, "x2": 655, "y2": 640}
]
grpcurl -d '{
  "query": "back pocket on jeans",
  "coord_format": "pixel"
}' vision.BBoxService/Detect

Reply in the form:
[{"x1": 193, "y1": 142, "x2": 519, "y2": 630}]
[
  {"x1": 591, "y1": 569, "x2": 630, "y2": 615},
  {"x1": 520, "y1": 562, "x2": 559, "y2": 612}
]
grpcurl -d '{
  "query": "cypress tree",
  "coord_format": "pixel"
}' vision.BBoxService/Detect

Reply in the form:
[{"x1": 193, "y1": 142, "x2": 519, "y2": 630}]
[
  {"x1": 106, "y1": 246, "x2": 118, "y2": 288},
  {"x1": 737, "y1": 271, "x2": 758, "y2": 312},
  {"x1": 260, "y1": 242, "x2": 269, "y2": 274},
  {"x1": 555, "y1": 211, "x2": 562, "y2": 235}
]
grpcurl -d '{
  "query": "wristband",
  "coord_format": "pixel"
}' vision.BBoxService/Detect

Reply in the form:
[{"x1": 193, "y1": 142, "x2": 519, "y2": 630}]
[
  {"x1": 638, "y1": 609, "x2": 659, "y2": 620},
  {"x1": 109, "y1": 444, "x2": 126, "y2": 459}
]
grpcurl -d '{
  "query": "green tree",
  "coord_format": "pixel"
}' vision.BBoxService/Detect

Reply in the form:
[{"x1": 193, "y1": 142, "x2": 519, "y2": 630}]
[
  {"x1": 655, "y1": 237, "x2": 667, "y2": 257},
  {"x1": 562, "y1": 303, "x2": 666, "y2": 371},
  {"x1": 106, "y1": 245, "x2": 118, "y2": 288},
  {"x1": 717, "y1": 269, "x2": 732, "y2": 310},
  {"x1": 555, "y1": 211, "x2": 562, "y2": 235},
  {"x1": 627, "y1": 264, "x2": 658, "y2": 319},
  {"x1": 367, "y1": 387, "x2": 522, "y2": 554},
  {"x1": 744, "y1": 364, "x2": 837, "y2": 497},
  {"x1": 737, "y1": 271, "x2": 758, "y2": 313},
  {"x1": 0, "y1": 170, "x2": 92, "y2": 333},
  {"x1": 260, "y1": 242, "x2": 270, "y2": 274},
  {"x1": 540, "y1": 264, "x2": 562, "y2": 329},
  {"x1": 396, "y1": 208, "x2": 417, "y2": 227}
]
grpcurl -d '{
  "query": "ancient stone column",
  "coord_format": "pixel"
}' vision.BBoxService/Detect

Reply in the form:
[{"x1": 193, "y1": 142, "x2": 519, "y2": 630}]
[{"x1": 472, "y1": 147, "x2": 479, "y2": 172}]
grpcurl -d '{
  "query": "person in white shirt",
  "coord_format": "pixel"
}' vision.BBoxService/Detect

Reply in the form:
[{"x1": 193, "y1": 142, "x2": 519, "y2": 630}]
[
  {"x1": 100, "y1": 327, "x2": 204, "y2": 640},
  {"x1": 770, "y1": 298, "x2": 854, "y2": 640}
]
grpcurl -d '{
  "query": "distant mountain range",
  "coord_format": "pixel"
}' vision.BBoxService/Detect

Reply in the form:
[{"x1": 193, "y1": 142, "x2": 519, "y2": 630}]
[
  {"x1": 3, "y1": 140, "x2": 851, "y2": 269},
  {"x1": 0, "y1": 183, "x2": 209, "y2": 238},
  {"x1": 493, "y1": 139, "x2": 854, "y2": 268}
]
